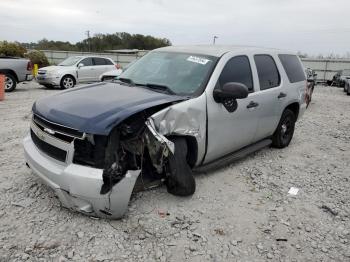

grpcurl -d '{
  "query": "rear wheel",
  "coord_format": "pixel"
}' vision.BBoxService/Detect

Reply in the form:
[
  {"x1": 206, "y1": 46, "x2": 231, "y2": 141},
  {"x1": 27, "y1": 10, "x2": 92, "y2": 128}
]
[
  {"x1": 165, "y1": 137, "x2": 196, "y2": 196},
  {"x1": 4, "y1": 74, "x2": 17, "y2": 92},
  {"x1": 60, "y1": 75, "x2": 75, "y2": 89},
  {"x1": 272, "y1": 109, "x2": 296, "y2": 148}
]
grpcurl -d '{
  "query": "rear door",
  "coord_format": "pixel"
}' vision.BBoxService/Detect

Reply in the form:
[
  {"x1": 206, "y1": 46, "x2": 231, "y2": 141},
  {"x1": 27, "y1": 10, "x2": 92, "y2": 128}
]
[
  {"x1": 77, "y1": 57, "x2": 95, "y2": 82},
  {"x1": 249, "y1": 54, "x2": 285, "y2": 142},
  {"x1": 205, "y1": 55, "x2": 260, "y2": 163},
  {"x1": 104, "y1": 58, "x2": 116, "y2": 71},
  {"x1": 92, "y1": 57, "x2": 113, "y2": 80}
]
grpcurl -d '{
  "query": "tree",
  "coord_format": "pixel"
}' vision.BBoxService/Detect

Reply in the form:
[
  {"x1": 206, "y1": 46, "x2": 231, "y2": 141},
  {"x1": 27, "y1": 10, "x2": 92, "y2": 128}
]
[
  {"x1": 20, "y1": 32, "x2": 171, "y2": 52},
  {"x1": 0, "y1": 41, "x2": 26, "y2": 57},
  {"x1": 25, "y1": 50, "x2": 50, "y2": 68}
]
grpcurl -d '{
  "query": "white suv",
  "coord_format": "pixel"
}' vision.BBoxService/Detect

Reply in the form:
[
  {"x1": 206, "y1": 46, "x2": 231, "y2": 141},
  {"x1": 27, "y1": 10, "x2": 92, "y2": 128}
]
[{"x1": 36, "y1": 56, "x2": 116, "y2": 89}]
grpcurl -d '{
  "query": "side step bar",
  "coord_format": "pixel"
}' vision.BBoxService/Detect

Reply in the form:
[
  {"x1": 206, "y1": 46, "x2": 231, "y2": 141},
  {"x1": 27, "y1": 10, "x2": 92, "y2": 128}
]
[{"x1": 194, "y1": 138, "x2": 272, "y2": 172}]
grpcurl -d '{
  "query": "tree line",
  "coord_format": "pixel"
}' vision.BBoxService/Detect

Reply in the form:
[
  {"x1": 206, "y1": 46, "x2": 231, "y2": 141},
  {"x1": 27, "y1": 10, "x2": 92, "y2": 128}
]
[{"x1": 20, "y1": 32, "x2": 171, "y2": 52}]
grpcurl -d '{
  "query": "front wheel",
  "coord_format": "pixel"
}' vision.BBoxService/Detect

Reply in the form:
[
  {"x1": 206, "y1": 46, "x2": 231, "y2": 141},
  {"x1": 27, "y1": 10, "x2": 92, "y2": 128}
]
[
  {"x1": 60, "y1": 75, "x2": 75, "y2": 89},
  {"x1": 165, "y1": 137, "x2": 196, "y2": 196},
  {"x1": 4, "y1": 74, "x2": 17, "y2": 92},
  {"x1": 272, "y1": 109, "x2": 296, "y2": 148}
]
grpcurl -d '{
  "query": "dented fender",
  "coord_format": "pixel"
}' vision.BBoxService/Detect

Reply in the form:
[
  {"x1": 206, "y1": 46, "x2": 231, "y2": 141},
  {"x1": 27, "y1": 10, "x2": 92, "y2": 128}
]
[{"x1": 147, "y1": 94, "x2": 207, "y2": 166}]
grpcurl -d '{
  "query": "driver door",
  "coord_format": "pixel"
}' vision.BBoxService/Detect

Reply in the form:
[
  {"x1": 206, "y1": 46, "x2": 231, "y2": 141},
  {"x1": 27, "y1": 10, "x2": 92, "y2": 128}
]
[
  {"x1": 77, "y1": 57, "x2": 95, "y2": 83},
  {"x1": 205, "y1": 55, "x2": 260, "y2": 163}
]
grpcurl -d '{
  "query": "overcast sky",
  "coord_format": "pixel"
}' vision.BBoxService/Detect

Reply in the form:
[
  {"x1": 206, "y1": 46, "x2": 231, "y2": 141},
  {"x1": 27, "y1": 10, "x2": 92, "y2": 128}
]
[{"x1": 1, "y1": 0, "x2": 350, "y2": 55}]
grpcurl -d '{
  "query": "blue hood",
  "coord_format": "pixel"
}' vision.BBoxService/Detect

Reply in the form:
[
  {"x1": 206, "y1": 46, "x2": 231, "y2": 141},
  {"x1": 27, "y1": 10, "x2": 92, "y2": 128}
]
[{"x1": 32, "y1": 82, "x2": 185, "y2": 135}]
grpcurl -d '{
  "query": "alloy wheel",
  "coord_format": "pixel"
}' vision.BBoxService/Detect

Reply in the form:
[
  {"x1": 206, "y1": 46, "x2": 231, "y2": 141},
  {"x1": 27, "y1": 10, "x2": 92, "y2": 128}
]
[
  {"x1": 5, "y1": 76, "x2": 14, "y2": 90},
  {"x1": 63, "y1": 77, "x2": 74, "y2": 88}
]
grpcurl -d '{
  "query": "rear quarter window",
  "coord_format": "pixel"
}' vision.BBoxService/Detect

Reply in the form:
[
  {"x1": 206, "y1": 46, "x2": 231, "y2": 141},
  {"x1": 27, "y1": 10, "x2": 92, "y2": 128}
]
[
  {"x1": 278, "y1": 54, "x2": 306, "y2": 83},
  {"x1": 104, "y1": 59, "x2": 114, "y2": 65}
]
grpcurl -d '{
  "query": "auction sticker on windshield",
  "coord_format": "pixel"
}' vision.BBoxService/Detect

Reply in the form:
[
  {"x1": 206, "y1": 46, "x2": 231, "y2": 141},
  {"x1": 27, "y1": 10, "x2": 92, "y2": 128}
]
[{"x1": 187, "y1": 56, "x2": 211, "y2": 65}]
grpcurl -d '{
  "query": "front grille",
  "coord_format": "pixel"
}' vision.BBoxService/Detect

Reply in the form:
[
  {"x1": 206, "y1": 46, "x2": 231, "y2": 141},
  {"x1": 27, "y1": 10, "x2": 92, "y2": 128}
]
[
  {"x1": 31, "y1": 130, "x2": 67, "y2": 162},
  {"x1": 33, "y1": 114, "x2": 84, "y2": 140}
]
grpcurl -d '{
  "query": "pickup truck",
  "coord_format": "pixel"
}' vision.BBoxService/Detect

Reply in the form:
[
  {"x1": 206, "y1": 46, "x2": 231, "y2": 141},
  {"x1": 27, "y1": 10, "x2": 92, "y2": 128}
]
[{"x1": 0, "y1": 57, "x2": 33, "y2": 92}]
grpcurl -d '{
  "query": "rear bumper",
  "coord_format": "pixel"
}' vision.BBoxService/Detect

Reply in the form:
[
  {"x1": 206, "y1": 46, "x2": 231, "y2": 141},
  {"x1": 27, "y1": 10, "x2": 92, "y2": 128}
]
[
  {"x1": 23, "y1": 134, "x2": 140, "y2": 219},
  {"x1": 298, "y1": 102, "x2": 307, "y2": 119},
  {"x1": 26, "y1": 74, "x2": 33, "y2": 81}
]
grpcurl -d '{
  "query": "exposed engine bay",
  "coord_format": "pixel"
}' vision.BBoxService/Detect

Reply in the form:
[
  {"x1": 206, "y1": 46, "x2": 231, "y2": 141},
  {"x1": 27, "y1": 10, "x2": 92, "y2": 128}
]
[{"x1": 72, "y1": 104, "x2": 184, "y2": 197}]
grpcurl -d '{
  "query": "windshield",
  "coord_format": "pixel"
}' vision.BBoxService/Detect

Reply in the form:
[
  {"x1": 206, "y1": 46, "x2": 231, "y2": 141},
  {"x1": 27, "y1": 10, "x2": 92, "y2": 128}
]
[
  {"x1": 119, "y1": 51, "x2": 218, "y2": 95},
  {"x1": 342, "y1": 69, "x2": 350, "y2": 76},
  {"x1": 58, "y1": 56, "x2": 82, "y2": 66}
]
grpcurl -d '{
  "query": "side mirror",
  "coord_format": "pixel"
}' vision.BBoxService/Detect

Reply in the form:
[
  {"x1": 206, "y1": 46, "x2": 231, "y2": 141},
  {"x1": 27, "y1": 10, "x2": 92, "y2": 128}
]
[
  {"x1": 213, "y1": 82, "x2": 249, "y2": 103},
  {"x1": 78, "y1": 63, "x2": 85, "y2": 68}
]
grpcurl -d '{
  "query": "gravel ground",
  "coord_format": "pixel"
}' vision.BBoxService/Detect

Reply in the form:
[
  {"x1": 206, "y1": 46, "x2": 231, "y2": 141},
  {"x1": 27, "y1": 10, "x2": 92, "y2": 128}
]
[{"x1": 0, "y1": 82, "x2": 349, "y2": 262}]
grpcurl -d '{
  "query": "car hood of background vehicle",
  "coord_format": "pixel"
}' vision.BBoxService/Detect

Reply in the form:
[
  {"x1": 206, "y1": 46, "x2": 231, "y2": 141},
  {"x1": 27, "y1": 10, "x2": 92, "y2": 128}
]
[
  {"x1": 32, "y1": 82, "x2": 185, "y2": 135},
  {"x1": 39, "y1": 65, "x2": 74, "y2": 74}
]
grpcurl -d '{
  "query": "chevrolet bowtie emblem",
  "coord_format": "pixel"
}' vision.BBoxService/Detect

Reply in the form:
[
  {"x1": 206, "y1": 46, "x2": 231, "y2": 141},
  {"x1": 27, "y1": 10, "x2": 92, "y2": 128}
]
[{"x1": 44, "y1": 128, "x2": 55, "y2": 135}]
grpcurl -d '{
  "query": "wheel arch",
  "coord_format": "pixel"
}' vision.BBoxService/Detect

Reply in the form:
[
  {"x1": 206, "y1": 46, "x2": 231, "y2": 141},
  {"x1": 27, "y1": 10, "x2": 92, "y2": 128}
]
[
  {"x1": 0, "y1": 69, "x2": 19, "y2": 82},
  {"x1": 61, "y1": 74, "x2": 77, "y2": 85},
  {"x1": 167, "y1": 135, "x2": 198, "y2": 168},
  {"x1": 284, "y1": 102, "x2": 300, "y2": 120}
]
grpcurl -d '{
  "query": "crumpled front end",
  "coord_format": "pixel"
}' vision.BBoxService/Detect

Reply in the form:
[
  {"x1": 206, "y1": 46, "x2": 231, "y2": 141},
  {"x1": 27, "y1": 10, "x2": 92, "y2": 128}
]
[
  {"x1": 24, "y1": 93, "x2": 206, "y2": 219},
  {"x1": 23, "y1": 134, "x2": 140, "y2": 219},
  {"x1": 24, "y1": 115, "x2": 141, "y2": 219}
]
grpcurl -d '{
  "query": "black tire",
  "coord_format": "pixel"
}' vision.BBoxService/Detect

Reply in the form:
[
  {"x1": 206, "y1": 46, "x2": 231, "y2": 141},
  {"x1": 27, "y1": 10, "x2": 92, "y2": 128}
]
[
  {"x1": 347, "y1": 88, "x2": 350, "y2": 96},
  {"x1": 165, "y1": 137, "x2": 196, "y2": 196},
  {"x1": 4, "y1": 74, "x2": 17, "y2": 92},
  {"x1": 60, "y1": 75, "x2": 75, "y2": 89},
  {"x1": 272, "y1": 109, "x2": 296, "y2": 148}
]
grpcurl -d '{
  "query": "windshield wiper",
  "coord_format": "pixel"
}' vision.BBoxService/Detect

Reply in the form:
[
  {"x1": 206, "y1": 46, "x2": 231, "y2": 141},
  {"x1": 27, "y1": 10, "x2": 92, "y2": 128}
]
[
  {"x1": 142, "y1": 83, "x2": 176, "y2": 95},
  {"x1": 117, "y1": 77, "x2": 135, "y2": 85}
]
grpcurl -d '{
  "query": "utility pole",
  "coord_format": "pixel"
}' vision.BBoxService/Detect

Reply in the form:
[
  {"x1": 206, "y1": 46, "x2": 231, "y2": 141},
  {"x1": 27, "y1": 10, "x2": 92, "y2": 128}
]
[
  {"x1": 213, "y1": 36, "x2": 218, "y2": 45},
  {"x1": 86, "y1": 30, "x2": 91, "y2": 52}
]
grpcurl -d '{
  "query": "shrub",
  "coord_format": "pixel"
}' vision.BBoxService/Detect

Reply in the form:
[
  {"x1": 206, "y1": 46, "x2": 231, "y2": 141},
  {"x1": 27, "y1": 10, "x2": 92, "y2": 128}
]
[
  {"x1": 0, "y1": 41, "x2": 26, "y2": 57},
  {"x1": 25, "y1": 50, "x2": 49, "y2": 68}
]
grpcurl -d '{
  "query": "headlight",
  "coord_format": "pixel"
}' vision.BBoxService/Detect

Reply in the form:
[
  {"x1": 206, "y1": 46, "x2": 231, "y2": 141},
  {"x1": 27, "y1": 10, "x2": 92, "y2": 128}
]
[{"x1": 47, "y1": 71, "x2": 59, "y2": 78}]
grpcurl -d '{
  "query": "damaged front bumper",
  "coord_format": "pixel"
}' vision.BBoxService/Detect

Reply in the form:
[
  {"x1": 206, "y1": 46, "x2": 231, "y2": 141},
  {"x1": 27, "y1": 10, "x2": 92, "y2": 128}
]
[{"x1": 23, "y1": 134, "x2": 140, "y2": 219}]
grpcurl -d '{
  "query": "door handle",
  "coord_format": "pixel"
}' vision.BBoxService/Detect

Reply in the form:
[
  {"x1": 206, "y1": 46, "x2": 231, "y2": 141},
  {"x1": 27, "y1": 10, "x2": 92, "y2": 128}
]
[
  {"x1": 278, "y1": 92, "x2": 287, "y2": 99},
  {"x1": 247, "y1": 101, "x2": 259, "y2": 109}
]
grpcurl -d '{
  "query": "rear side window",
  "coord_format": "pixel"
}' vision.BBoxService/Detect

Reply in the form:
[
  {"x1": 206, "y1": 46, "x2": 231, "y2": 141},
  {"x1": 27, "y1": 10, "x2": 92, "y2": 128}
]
[
  {"x1": 93, "y1": 57, "x2": 107, "y2": 65},
  {"x1": 254, "y1": 55, "x2": 280, "y2": 90},
  {"x1": 219, "y1": 56, "x2": 254, "y2": 92},
  {"x1": 104, "y1": 59, "x2": 114, "y2": 65},
  {"x1": 278, "y1": 54, "x2": 306, "y2": 83}
]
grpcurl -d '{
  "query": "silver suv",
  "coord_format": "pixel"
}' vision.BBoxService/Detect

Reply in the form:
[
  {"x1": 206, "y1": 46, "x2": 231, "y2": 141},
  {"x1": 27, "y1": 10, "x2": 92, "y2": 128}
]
[
  {"x1": 24, "y1": 46, "x2": 307, "y2": 219},
  {"x1": 36, "y1": 56, "x2": 116, "y2": 89}
]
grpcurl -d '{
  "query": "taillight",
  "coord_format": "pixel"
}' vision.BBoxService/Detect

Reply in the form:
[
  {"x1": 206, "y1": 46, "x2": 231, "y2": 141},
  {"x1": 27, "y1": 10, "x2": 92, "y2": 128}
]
[{"x1": 27, "y1": 61, "x2": 33, "y2": 71}]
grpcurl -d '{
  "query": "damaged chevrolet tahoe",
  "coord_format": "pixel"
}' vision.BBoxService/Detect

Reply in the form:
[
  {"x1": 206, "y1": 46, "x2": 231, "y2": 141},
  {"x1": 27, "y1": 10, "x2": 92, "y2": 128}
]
[{"x1": 23, "y1": 46, "x2": 307, "y2": 219}]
